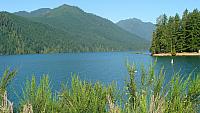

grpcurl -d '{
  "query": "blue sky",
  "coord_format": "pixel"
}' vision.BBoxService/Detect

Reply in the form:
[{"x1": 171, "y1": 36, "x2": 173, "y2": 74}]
[{"x1": 0, "y1": 0, "x2": 200, "y2": 23}]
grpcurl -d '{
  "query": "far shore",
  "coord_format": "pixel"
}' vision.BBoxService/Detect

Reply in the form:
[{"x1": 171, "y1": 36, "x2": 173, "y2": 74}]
[{"x1": 152, "y1": 52, "x2": 200, "y2": 56}]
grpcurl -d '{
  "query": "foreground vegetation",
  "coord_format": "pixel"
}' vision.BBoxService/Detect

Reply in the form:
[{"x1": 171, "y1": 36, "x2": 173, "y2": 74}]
[
  {"x1": 150, "y1": 9, "x2": 200, "y2": 55},
  {"x1": 0, "y1": 63, "x2": 199, "y2": 113}
]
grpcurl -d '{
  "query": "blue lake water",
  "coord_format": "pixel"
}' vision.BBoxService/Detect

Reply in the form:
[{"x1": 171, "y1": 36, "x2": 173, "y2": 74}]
[{"x1": 0, "y1": 52, "x2": 199, "y2": 106}]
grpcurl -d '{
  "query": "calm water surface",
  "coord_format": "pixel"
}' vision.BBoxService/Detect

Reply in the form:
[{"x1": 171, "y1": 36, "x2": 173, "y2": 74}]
[{"x1": 0, "y1": 52, "x2": 199, "y2": 105}]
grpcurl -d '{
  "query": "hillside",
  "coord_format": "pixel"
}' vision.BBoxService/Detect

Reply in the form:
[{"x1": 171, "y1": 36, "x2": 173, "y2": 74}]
[
  {"x1": 0, "y1": 4, "x2": 149, "y2": 55},
  {"x1": 15, "y1": 4, "x2": 149, "y2": 48},
  {"x1": 117, "y1": 18, "x2": 155, "y2": 41},
  {"x1": 0, "y1": 12, "x2": 82, "y2": 54}
]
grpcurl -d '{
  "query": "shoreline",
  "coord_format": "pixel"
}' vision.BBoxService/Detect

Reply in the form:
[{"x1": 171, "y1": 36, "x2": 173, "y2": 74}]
[{"x1": 152, "y1": 52, "x2": 200, "y2": 56}]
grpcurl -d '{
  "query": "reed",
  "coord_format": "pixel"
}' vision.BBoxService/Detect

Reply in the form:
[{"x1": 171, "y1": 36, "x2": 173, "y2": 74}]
[
  {"x1": 0, "y1": 63, "x2": 199, "y2": 113},
  {"x1": 0, "y1": 68, "x2": 16, "y2": 113},
  {"x1": 123, "y1": 63, "x2": 199, "y2": 113},
  {"x1": 19, "y1": 75, "x2": 58, "y2": 113}
]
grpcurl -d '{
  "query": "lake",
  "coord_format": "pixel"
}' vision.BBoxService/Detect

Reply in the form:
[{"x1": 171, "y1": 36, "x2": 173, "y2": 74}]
[{"x1": 0, "y1": 52, "x2": 199, "y2": 106}]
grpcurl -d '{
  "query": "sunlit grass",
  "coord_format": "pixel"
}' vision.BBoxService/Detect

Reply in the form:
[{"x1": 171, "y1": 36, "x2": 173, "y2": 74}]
[{"x1": 0, "y1": 63, "x2": 199, "y2": 113}]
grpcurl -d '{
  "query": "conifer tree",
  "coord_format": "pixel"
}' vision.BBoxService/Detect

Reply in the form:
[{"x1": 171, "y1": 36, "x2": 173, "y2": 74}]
[{"x1": 150, "y1": 9, "x2": 200, "y2": 54}]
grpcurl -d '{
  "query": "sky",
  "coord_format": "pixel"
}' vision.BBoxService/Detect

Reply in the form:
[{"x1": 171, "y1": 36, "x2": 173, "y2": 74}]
[{"x1": 0, "y1": 0, "x2": 200, "y2": 23}]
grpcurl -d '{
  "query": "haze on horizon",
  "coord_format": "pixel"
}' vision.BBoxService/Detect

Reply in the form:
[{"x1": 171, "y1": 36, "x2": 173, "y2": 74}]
[{"x1": 0, "y1": 0, "x2": 200, "y2": 23}]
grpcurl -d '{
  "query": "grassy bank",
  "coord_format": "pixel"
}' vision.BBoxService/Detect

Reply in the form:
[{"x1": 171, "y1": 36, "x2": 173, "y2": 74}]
[{"x1": 0, "y1": 63, "x2": 199, "y2": 113}]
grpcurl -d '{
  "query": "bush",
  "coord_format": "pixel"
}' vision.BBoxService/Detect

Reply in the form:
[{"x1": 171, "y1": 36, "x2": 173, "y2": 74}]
[{"x1": 2, "y1": 64, "x2": 199, "y2": 113}]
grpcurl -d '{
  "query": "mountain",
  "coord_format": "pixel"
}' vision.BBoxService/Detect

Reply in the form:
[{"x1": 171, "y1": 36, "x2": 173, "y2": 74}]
[
  {"x1": 14, "y1": 8, "x2": 51, "y2": 17},
  {"x1": 15, "y1": 4, "x2": 149, "y2": 46},
  {"x1": 0, "y1": 4, "x2": 149, "y2": 55},
  {"x1": 0, "y1": 12, "x2": 80, "y2": 55},
  {"x1": 117, "y1": 18, "x2": 155, "y2": 41}
]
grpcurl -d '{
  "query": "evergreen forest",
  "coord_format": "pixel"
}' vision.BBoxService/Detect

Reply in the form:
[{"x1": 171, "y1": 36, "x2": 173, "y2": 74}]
[
  {"x1": 0, "y1": 5, "x2": 149, "y2": 55},
  {"x1": 150, "y1": 9, "x2": 200, "y2": 55}
]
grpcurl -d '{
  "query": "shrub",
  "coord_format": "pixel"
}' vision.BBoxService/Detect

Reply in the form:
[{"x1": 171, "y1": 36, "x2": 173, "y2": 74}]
[{"x1": 2, "y1": 64, "x2": 198, "y2": 113}]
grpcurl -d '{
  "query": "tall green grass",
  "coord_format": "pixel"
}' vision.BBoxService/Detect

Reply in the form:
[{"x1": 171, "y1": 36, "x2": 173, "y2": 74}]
[
  {"x1": 0, "y1": 64, "x2": 200, "y2": 113},
  {"x1": 20, "y1": 75, "x2": 58, "y2": 113},
  {"x1": 58, "y1": 76, "x2": 117, "y2": 113},
  {"x1": 19, "y1": 75, "x2": 119, "y2": 113},
  {"x1": 123, "y1": 63, "x2": 200, "y2": 113},
  {"x1": 0, "y1": 68, "x2": 17, "y2": 113}
]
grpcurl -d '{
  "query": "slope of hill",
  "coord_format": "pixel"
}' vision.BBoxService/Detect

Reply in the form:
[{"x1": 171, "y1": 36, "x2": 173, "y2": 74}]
[
  {"x1": 0, "y1": 12, "x2": 81, "y2": 55},
  {"x1": 0, "y1": 4, "x2": 149, "y2": 55},
  {"x1": 15, "y1": 8, "x2": 51, "y2": 17},
  {"x1": 117, "y1": 18, "x2": 155, "y2": 41},
  {"x1": 15, "y1": 4, "x2": 149, "y2": 47}
]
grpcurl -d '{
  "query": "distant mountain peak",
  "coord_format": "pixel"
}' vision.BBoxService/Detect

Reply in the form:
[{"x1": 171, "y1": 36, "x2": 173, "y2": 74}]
[
  {"x1": 128, "y1": 18, "x2": 142, "y2": 22},
  {"x1": 119, "y1": 18, "x2": 144, "y2": 24},
  {"x1": 60, "y1": 4, "x2": 70, "y2": 7},
  {"x1": 58, "y1": 4, "x2": 71, "y2": 9},
  {"x1": 14, "y1": 8, "x2": 51, "y2": 17},
  {"x1": 117, "y1": 18, "x2": 155, "y2": 41},
  {"x1": 30, "y1": 8, "x2": 51, "y2": 16},
  {"x1": 30, "y1": 8, "x2": 51, "y2": 13},
  {"x1": 14, "y1": 4, "x2": 84, "y2": 17},
  {"x1": 14, "y1": 11, "x2": 30, "y2": 17},
  {"x1": 16, "y1": 11, "x2": 29, "y2": 13},
  {"x1": 56, "y1": 4, "x2": 83, "y2": 12}
]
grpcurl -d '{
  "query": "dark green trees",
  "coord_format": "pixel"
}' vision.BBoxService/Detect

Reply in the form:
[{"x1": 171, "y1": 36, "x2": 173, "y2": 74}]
[
  {"x1": 150, "y1": 9, "x2": 200, "y2": 54},
  {"x1": 0, "y1": 8, "x2": 149, "y2": 55}
]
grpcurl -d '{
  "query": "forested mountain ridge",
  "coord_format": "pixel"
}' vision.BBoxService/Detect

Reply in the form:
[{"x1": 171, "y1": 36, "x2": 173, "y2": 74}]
[
  {"x1": 117, "y1": 18, "x2": 155, "y2": 41},
  {"x1": 0, "y1": 4, "x2": 149, "y2": 55},
  {"x1": 0, "y1": 12, "x2": 80, "y2": 54},
  {"x1": 150, "y1": 9, "x2": 200, "y2": 55},
  {"x1": 15, "y1": 8, "x2": 52, "y2": 17},
  {"x1": 15, "y1": 4, "x2": 149, "y2": 47}
]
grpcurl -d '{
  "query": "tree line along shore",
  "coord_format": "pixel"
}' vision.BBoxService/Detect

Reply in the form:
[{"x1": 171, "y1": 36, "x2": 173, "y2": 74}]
[{"x1": 150, "y1": 9, "x2": 200, "y2": 56}]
